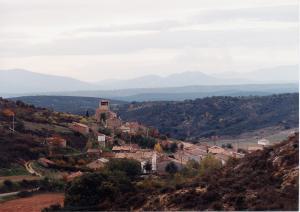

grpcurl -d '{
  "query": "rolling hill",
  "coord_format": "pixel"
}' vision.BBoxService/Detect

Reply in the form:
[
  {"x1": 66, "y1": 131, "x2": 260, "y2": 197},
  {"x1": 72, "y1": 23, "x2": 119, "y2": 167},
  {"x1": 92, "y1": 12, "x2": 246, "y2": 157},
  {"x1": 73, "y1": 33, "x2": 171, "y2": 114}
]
[
  {"x1": 116, "y1": 93, "x2": 299, "y2": 139},
  {"x1": 10, "y1": 93, "x2": 299, "y2": 140},
  {"x1": 9, "y1": 83, "x2": 299, "y2": 102},
  {"x1": 0, "y1": 97, "x2": 88, "y2": 169}
]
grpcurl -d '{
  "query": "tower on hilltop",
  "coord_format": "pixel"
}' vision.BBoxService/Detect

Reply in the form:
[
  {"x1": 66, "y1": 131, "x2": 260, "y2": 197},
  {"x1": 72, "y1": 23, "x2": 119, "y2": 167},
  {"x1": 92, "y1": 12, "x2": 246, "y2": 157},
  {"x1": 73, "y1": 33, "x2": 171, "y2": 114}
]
[{"x1": 99, "y1": 100, "x2": 110, "y2": 112}]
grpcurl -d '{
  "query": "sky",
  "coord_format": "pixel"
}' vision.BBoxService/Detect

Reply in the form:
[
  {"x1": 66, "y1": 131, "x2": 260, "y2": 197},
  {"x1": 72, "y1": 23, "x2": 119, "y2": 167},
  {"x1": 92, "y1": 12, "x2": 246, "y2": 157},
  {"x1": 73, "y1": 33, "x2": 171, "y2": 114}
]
[{"x1": 0, "y1": 0, "x2": 298, "y2": 82}]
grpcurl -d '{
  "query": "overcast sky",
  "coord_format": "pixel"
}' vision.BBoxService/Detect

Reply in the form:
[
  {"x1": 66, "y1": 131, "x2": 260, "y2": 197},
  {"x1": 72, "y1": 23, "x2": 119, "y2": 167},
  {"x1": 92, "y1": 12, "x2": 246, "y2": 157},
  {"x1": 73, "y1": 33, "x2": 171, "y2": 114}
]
[{"x1": 0, "y1": 0, "x2": 298, "y2": 81}]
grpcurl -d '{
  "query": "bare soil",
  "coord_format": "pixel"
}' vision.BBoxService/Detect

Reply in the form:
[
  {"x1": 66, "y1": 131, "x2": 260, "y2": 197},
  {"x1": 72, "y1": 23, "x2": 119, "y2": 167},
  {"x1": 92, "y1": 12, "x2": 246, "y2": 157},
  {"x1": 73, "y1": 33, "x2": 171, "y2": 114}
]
[{"x1": 0, "y1": 193, "x2": 64, "y2": 212}]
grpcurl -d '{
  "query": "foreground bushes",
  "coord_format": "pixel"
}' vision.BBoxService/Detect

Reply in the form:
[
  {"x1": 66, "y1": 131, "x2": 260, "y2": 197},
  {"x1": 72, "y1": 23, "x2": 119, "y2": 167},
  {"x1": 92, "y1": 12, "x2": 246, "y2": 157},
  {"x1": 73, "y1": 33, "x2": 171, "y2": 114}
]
[{"x1": 64, "y1": 171, "x2": 133, "y2": 209}]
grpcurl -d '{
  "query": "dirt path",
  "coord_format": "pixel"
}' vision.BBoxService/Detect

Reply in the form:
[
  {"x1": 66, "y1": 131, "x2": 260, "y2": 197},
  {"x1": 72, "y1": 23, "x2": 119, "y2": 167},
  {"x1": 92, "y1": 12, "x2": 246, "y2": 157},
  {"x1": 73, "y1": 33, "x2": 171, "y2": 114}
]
[
  {"x1": 0, "y1": 193, "x2": 64, "y2": 212},
  {"x1": 24, "y1": 161, "x2": 42, "y2": 177}
]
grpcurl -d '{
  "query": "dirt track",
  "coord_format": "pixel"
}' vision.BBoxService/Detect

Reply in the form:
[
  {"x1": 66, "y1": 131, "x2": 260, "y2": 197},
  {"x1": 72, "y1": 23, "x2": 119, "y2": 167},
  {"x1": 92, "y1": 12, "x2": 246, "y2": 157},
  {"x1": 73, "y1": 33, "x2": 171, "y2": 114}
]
[{"x1": 0, "y1": 193, "x2": 64, "y2": 212}]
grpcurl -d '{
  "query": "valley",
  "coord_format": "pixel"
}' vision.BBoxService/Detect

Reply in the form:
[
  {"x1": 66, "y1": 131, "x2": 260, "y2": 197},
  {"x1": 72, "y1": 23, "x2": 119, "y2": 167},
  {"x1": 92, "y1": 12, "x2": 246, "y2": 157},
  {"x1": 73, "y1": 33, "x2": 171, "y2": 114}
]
[{"x1": 0, "y1": 94, "x2": 298, "y2": 211}]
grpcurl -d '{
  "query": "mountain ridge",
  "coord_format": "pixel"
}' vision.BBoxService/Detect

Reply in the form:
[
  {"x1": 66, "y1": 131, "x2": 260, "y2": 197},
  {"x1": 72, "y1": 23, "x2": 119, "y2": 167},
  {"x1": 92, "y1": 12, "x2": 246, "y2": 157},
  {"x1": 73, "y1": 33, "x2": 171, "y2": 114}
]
[{"x1": 0, "y1": 65, "x2": 298, "y2": 95}]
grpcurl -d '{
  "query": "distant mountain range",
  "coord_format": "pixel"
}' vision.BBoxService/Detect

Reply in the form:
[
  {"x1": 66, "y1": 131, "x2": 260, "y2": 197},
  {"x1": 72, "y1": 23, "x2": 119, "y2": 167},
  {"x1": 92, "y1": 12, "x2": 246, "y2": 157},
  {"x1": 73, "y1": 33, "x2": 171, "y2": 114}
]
[
  {"x1": 0, "y1": 65, "x2": 298, "y2": 92},
  {"x1": 95, "y1": 65, "x2": 298, "y2": 89},
  {"x1": 0, "y1": 65, "x2": 298, "y2": 101},
  {"x1": 0, "y1": 69, "x2": 95, "y2": 94}
]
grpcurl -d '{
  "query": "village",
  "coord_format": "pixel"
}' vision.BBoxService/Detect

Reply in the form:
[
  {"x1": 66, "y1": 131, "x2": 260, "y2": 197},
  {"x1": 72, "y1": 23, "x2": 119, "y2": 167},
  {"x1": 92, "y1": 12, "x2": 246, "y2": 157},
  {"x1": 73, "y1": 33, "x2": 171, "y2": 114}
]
[{"x1": 28, "y1": 99, "x2": 279, "y2": 182}]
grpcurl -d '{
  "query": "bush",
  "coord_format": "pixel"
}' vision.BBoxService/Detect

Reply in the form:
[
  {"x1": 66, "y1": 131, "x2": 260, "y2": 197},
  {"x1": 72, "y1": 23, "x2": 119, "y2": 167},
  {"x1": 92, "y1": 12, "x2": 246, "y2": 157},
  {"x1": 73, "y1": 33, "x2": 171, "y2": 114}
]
[
  {"x1": 42, "y1": 204, "x2": 62, "y2": 212},
  {"x1": 143, "y1": 161, "x2": 152, "y2": 173},
  {"x1": 39, "y1": 178, "x2": 65, "y2": 192},
  {"x1": 181, "y1": 160, "x2": 200, "y2": 177},
  {"x1": 17, "y1": 190, "x2": 32, "y2": 198},
  {"x1": 199, "y1": 155, "x2": 222, "y2": 176},
  {"x1": 3, "y1": 179, "x2": 13, "y2": 188},
  {"x1": 105, "y1": 158, "x2": 141, "y2": 178},
  {"x1": 165, "y1": 162, "x2": 178, "y2": 175},
  {"x1": 64, "y1": 171, "x2": 132, "y2": 208}
]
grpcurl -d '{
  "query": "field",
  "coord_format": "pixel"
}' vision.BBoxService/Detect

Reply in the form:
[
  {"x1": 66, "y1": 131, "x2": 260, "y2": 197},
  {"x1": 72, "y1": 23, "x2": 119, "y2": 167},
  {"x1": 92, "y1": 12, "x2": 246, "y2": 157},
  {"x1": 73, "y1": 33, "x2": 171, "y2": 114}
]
[{"x1": 0, "y1": 193, "x2": 64, "y2": 212}]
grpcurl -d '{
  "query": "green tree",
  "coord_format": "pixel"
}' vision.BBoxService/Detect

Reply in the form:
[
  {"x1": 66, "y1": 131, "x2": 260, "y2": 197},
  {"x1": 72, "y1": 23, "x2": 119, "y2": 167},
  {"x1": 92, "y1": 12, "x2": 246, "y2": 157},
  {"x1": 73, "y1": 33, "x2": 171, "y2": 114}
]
[
  {"x1": 169, "y1": 143, "x2": 178, "y2": 153},
  {"x1": 144, "y1": 161, "x2": 152, "y2": 173},
  {"x1": 100, "y1": 113, "x2": 107, "y2": 122},
  {"x1": 199, "y1": 155, "x2": 222, "y2": 176},
  {"x1": 64, "y1": 171, "x2": 131, "y2": 208},
  {"x1": 105, "y1": 158, "x2": 141, "y2": 178},
  {"x1": 165, "y1": 162, "x2": 178, "y2": 175}
]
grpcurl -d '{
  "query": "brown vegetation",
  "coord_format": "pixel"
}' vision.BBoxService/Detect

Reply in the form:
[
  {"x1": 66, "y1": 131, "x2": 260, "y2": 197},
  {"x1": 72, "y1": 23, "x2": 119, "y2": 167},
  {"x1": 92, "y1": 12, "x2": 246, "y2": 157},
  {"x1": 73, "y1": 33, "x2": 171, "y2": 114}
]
[
  {"x1": 0, "y1": 193, "x2": 64, "y2": 212},
  {"x1": 77, "y1": 133, "x2": 298, "y2": 211}
]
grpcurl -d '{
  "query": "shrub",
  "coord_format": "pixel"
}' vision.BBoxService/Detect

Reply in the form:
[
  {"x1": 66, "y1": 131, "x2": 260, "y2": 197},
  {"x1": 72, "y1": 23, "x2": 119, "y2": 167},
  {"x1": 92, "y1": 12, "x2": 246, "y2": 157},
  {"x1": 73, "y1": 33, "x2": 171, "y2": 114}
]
[
  {"x1": 42, "y1": 204, "x2": 62, "y2": 212},
  {"x1": 199, "y1": 155, "x2": 222, "y2": 176},
  {"x1": 64, "y1": 171, "x2": 132, "y2": 208},
  {"x1": 17, "y1": 190, "x2": 32, "y2": 198},
  {"x1": 105, "y1": 158, "x2": 141, "y2": 178},
  {"x1": 165, "y1": 162, "x2": 178, "y2": 175},
  {"x1": 143, "y1": 161, "x2": 152, "y2": 173},
  {"x1": 3, "y1": 179, "x2": 13, "y2": 188}
]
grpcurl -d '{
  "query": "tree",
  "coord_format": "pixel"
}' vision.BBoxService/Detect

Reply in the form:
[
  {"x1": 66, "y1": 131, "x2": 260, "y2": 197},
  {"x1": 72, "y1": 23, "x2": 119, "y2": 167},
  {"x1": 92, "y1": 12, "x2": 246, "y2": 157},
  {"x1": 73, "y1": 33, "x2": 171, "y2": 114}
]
[
  {"x1": 165, "y1": 162, "x2": 178, "y2": 175},
  {"x1": 169, "y1": 143, "x2": 178, "y2": 153},
  {"x1": 154, "y1": 143, "x2": 163, "y2": 153},
  {"x1": 15, "y1": 120, "x2": 25, "y2": 131},
  {"x1": 64, "y1": 173, "x2": 110, "y2": 207},
  {"x1": 100, "y1": 113, "x2": 107, "y2": 122},
  {"x1": 199, "y1": 155, "x2": 222, "y2": 176},
  {"x1": 181, "y1": 160, "x2": 200, "y2": 177},
  {"x1": 64, "y1": 171, "x2": 132, "y2": 208},
  {"x1": 2, "y1": 109, "x2": 15, "y2": 117},
  {"x1": 85, "y1": 110, "x2": 89, "y2": 117},
  {"x1": 105, "y1": 158, "x2": 141, "y2": 178},
  {"x1": 144, "y1": 161, "x2": 152, "y2": 173},
  {"x1": 179, "y1": 143, "x2": 184, "y2": 150},
  {"x1": 3, "y1": 179, "x2": 13, "y2": 188}
]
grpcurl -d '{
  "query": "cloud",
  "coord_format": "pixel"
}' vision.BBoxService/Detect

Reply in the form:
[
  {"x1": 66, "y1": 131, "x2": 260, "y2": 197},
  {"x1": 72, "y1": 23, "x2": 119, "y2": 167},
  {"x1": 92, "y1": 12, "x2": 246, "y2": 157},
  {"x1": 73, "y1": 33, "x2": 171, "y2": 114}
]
[
  {"x1": 66, "y1": 4, "x2": 298, "y2": 35},
  {"x1": 191, "y1": 4, "x2": 298, "y2": 23},
  {"x1": 0, "y1": 0, "x2": 298, "y2": 80},
  {"x1": 0, "y1": 25, "x2": 297, "y2": 57}
]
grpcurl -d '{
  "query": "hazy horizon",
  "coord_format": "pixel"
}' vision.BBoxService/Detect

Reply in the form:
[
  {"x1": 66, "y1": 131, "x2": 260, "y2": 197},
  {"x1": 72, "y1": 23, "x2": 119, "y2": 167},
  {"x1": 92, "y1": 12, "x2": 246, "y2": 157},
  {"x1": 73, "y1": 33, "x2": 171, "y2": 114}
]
[{"x1": 0, "y1": 0, "x2": 298, "y2": 81}]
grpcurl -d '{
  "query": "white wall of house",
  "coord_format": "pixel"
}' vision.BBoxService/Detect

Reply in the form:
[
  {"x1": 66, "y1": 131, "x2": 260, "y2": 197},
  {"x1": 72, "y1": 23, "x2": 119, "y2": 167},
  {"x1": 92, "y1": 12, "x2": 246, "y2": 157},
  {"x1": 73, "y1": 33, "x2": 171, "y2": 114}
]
[
  {"x1": 98, "y1": 135, "x2": 106, "y2": 142},
  {"x1": 152, "y1": 152, "x2": 157, "y2": 171}
]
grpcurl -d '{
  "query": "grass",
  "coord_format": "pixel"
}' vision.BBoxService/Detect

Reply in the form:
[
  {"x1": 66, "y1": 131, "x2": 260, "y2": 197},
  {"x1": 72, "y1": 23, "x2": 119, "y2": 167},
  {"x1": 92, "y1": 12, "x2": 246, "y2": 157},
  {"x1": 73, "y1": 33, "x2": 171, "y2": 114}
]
[
  {"x1": 0, "y1": 166, "x2": 29, "y2": 177},
  {"x1": 0, "y1": 194, "x2": 19, "y2": 203},
  {"x1": 31, "y1": 162, "x2": 64, "y2": 180}
]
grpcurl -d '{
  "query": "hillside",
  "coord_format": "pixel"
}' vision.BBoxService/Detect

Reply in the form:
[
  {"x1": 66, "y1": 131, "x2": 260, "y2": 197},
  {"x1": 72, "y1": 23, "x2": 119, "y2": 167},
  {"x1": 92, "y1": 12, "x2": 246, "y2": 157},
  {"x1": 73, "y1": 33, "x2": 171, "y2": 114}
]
[
  {"x1": 0, "y1": 98, "x2": 87, "y2": 169},
  {"x1": 116, "y1": 93, "x2": 299, "y2": 139},
  {"x1": 58, "y1": 132, "x2": 299, "y2": 211},
  {"x1": 111, "y1": 133, "x2": 299, "y2": 211}
]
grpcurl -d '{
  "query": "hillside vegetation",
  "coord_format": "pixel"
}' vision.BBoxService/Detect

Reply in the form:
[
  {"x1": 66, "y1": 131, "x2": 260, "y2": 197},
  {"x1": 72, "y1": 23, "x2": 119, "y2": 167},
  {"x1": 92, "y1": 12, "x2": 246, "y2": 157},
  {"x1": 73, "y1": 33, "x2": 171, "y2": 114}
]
[
  {"x1": 0, "y1": 98, "x2": 87, "y2": 169},
  {"x1": 55, "y1": 133, "x2": 299, "y2": 211},
  {"x1": 116, "y1": 93, "x2": 299, "y2": 139},
  {"x1": 132, "y1": 133, "x2": 299, "y2": 210}
]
